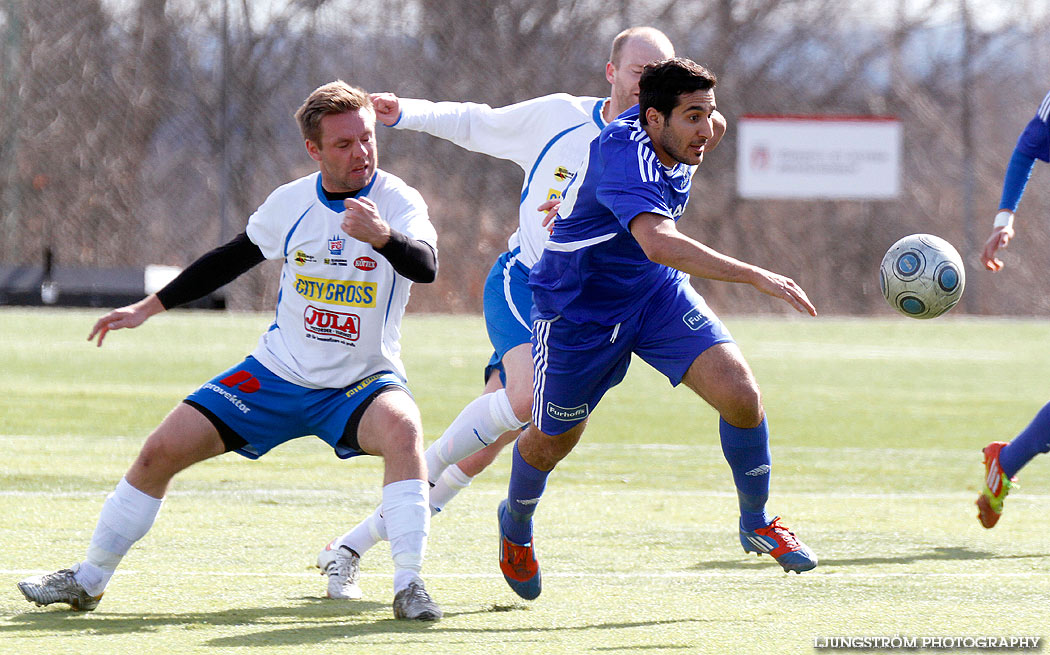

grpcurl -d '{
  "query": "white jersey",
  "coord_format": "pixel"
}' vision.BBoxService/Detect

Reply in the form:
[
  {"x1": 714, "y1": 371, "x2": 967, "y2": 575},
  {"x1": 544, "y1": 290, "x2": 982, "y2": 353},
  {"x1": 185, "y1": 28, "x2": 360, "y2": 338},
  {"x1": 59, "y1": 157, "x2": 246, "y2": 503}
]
[
  {"x1": 393, "y1": 94, "x2": 608, "y2": 268},
  {"x1": 245, "y1": 170, "x2": 437, "y2": 389}
]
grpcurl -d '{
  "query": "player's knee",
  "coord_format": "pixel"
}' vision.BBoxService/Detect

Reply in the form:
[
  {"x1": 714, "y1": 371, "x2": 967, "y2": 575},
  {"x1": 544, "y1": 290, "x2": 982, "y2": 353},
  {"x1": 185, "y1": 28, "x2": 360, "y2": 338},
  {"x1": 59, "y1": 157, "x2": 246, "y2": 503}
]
[
  {"x1": 519, "y1": 423, "x2": 582, "y2": 470},
  {"x1": 380, "y1": 413, "x2": 425, "y2": 456},
  {"x1": 720, "y1": 383, "x2": 763, "y2": 428},
  {"x1": 130, "y1": 438, "x2": 180, "y2": 485},
  {"x1": 506, "y1": 385, "x2": 533, "y2": 425}
]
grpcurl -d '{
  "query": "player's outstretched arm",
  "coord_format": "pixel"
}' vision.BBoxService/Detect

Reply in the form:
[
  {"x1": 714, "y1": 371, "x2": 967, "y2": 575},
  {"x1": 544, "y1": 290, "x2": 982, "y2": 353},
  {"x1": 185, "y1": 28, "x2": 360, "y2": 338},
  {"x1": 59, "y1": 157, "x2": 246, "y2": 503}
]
[
  {"x1": 88, "y1": 232, "x2": 267, "y2": 347},
  {"x1": 88, "y1": 294, "x2": 166, "y2": 347},
  {"x1": 630, "y1": 212, "x2": 817, "y2": 316}
]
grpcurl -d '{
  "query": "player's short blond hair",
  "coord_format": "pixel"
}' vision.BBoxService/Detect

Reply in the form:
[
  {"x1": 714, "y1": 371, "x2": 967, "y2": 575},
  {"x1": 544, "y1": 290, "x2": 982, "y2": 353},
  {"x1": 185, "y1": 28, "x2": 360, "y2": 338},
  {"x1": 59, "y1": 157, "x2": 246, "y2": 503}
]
[
  {"x1": 609, "y1": 26, "x2": 674, "y2": 66},
  {"x1": 295, "y1": 80, "x2": 373, "y2": 145}
]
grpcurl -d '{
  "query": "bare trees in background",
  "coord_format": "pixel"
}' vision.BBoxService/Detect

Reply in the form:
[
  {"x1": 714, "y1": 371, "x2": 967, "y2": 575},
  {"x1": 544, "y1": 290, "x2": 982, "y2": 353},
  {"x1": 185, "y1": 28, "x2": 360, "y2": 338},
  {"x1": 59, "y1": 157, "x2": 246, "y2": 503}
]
[{"x1": 1, "y1": 0, "x2": 1048, "y2": 315}]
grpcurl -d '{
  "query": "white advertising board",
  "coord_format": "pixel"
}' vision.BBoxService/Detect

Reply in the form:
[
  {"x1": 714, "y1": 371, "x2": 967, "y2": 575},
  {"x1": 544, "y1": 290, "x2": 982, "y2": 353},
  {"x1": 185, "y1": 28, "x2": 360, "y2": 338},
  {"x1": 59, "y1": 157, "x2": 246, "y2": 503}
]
[{"x1": 736, "y1": 115, "x2": 901, "y2": 200}]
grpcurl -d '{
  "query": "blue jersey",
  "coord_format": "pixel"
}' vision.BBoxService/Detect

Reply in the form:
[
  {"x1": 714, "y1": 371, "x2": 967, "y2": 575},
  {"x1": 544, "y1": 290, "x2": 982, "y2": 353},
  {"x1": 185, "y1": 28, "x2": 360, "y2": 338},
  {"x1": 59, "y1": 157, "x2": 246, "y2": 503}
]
[
  {"x1": 529, "y1": 106, "x2": 696, "y2": 326},
  {"x1": 1016, "y1": 90, "x2": 1050, "y2": 162}
]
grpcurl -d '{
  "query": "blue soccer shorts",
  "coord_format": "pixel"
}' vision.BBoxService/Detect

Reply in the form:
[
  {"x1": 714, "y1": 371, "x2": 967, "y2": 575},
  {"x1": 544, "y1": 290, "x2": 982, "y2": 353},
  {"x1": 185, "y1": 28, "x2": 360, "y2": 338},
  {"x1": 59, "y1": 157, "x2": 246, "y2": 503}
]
[
  {"x1": 482, "y1": 248, "x2": 534, "y2": 386},
  {"x1": 530, "y1": 278, "x2": 733, "y2": 436},
  {"x1": 183, "y1": 355, "x2": 408, "y2": 459}
]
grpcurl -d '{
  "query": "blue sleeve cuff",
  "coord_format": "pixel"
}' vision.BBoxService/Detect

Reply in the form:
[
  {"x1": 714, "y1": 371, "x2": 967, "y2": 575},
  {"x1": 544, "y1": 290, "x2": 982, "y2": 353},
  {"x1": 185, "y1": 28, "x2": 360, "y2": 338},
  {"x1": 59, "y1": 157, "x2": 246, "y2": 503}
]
[{"x1": 998, "y1": 148, "x2": 1037, "y2": 212}]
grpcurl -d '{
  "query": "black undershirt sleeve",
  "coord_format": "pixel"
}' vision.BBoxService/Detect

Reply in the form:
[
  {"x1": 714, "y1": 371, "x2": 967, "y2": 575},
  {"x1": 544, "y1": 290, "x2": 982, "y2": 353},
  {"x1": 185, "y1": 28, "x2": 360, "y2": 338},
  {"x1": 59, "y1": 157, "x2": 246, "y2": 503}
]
[
  {"x1": 155, "y1": 232, "x2": 266, "y2": 309},
  {"x1": 376, "y1": 229, "x2": 438, "y2": 283}
]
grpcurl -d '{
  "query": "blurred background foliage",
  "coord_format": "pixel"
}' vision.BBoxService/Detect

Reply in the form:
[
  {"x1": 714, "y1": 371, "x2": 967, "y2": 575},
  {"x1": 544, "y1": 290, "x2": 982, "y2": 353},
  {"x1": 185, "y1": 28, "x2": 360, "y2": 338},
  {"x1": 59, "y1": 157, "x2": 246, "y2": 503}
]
[{"x1": 1, "y1": 0, "x2": 1048, "y2": 315}]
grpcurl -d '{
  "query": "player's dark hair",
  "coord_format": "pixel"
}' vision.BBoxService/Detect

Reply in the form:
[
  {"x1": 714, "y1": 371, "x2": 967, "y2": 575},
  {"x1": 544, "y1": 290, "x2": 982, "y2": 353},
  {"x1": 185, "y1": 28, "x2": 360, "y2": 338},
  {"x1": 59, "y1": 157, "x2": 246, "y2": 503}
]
[
  {"x1": 295, "y1": 80, "x2": 373, "y2": 145},
  {"x1": 638, "y1": 58, "x2": 717, "y2": 126}
]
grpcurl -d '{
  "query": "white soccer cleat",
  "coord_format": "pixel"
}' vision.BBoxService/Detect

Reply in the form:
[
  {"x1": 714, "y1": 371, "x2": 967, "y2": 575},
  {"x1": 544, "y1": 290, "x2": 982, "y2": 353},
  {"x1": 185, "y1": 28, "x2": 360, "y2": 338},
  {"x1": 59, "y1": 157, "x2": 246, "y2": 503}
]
[
  {"x1": 392, "y1": 580, "x2": 442, "y2": 621},
  {"x1": 317, "y1": 542, "x2": 363, "y2": 600},
  {"x1": 17, "y1": 565, "x2": 102, "y2": 611}
]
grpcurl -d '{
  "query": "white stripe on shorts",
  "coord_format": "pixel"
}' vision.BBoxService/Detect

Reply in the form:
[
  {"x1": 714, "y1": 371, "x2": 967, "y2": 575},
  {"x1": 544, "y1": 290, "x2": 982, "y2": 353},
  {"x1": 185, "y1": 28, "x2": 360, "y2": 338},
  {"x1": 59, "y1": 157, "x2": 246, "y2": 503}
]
[
  {"x1": 531, "y1": 317, "x2": 553, "y2": 433},
  {"x1": 502, "y1": 251, "x2": 530, "y2": 330}
]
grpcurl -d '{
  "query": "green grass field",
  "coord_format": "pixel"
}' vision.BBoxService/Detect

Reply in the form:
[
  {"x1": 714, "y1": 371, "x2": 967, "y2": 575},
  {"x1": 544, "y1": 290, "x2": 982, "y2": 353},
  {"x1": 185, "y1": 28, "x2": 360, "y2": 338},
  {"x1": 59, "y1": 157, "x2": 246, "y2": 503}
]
[{"x1": 1, "y1": 307, "x2": 1048, "y2": 654}]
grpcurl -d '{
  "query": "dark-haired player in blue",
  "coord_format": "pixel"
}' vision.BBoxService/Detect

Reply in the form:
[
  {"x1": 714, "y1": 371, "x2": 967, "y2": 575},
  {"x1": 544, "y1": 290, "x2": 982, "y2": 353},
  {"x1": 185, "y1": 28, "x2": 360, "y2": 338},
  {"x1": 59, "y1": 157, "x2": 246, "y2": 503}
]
[
  {"x1": 976, "y1": 89, "x2": 1050, "y2": 528},
  {"x1": 497, "y1": 58, "x2": 819, "y2": 599}
]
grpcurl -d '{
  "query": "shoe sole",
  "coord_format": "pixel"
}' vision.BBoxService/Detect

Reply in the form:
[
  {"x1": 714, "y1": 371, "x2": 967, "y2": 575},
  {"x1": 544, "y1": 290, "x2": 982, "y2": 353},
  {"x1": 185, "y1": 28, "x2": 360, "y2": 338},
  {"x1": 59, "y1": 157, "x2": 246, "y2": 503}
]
[
  {"x1": 976, "y1": 494, "x2": 1001, "y2": 528},
  {"x1": 17, "y1": 582, "x2": 99, "y2": 611},
  {"x1": 394, "y1": 608, "x2": 442, "y2": 621}
]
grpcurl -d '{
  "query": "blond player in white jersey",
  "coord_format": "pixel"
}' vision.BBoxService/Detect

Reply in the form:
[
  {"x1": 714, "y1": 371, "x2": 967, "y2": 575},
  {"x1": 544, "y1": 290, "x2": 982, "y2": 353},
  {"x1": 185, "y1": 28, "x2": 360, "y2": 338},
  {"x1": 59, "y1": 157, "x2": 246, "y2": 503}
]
[
  {"x1": 17, "y1": 81, "x2": 443, "y2": 621},
  {"x1": 316, "y1": 27, "x2": 726, "y2": 600}
]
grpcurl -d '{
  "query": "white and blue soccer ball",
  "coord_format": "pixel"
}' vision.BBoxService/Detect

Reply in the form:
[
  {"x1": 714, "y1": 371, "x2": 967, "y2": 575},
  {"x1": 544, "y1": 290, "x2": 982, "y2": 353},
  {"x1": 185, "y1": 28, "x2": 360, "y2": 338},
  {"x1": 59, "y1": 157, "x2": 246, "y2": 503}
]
[{"x1": 879, "y1": 233, "x2": 965, "y2": 319}]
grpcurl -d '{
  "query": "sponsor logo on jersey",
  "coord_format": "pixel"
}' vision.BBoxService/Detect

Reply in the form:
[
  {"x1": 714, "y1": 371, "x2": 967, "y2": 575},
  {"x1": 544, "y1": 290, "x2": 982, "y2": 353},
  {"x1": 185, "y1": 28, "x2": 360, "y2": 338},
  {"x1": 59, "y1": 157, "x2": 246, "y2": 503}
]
[
  {"x1": 554, "y1": 166, "x2": 572, "y2": 181},
  {"x1": 682, "y1": 307, "x2": 706, "y2": 331},
  {"x1": 546, "y1": 401, "x2": 588, "y2": 421},
  {"x1": 546, "y1": 188, "x2": 563, "y2": 202},
  {"x1": 293, "y1": 250, "x2": 316, "y2": 266},
  {"x1": 304, "y1": 305, "x2": 360, "y2": 343},
  {"x1": 295, "y1": 274, "x2": 376, "y2": 307},
  {"x1": 323, "y1": 257, "x2": 349, "y2": 267},
  {"x1": 328, "y1": 235, "x2": 345, "y2": 255},
  {"x1": 354, "y1": 257, "x2": 377, "y2": 271}
]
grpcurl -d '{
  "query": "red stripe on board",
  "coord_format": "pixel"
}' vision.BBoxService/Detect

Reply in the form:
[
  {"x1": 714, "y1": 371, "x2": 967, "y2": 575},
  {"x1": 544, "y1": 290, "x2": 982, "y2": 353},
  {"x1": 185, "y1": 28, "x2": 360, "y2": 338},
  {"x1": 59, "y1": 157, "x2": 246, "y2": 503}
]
[{"x1": 740, "y1": 114, "x2": 899, "y2": 122}]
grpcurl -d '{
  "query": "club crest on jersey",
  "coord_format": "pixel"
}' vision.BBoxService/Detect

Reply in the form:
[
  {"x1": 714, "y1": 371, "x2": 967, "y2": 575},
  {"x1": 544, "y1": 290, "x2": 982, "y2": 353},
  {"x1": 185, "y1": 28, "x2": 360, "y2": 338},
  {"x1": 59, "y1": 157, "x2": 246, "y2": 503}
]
[
  {"x1": 293, "y1": 250, "x2": 316, "y2": 266},
  {"x1": 354, "y1": 257, "x2": 377, "y2": 271},
  {"x1": 554, "y1": 166, "x2": 572, "y2": 181},
  {"x1": 304, "y1": 305, "x2": 360, "y2": 343},
  {"x1": 328, "y1": 235, "x2": 345, "y2": 255}
]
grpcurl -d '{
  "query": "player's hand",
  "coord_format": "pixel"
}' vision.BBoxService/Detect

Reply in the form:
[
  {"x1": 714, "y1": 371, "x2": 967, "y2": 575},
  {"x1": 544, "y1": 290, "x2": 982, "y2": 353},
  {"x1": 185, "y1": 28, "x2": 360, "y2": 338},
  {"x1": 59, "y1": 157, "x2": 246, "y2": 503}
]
[
  {"x1": 369, "y1": 93, "x2": 401, "y2": 127},
  {"x1": 749, "y1": 268, "x2": 817, "y2": 316},
  {"x1": 343, "y1": 197, "x2": 391, "y2": 248},
  {"x1": 87, "y1": 295, "x2": 164, "y2": 347},
  {"x1": 538, "y1": 199, "x2": 561, "y2": 232},
  {"x1": 981, "y1": 225, "x2": 1014, "y2": 271}
]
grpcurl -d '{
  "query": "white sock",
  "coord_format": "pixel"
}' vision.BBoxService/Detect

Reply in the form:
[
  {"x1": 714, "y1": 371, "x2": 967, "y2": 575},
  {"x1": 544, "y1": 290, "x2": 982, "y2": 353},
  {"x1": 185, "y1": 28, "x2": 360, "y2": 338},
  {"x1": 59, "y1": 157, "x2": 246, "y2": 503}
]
[
  {"x1": 75, "y1": 477, "x2": 163, "y2": 596},
  {"x1": 429, "y1": 464, "x2": 474, "y2": 513},
  {"x1": 337, "y1": 506, "x2": 387, "y2": 557},
  {"x1": 337, "y1": 397, "x2": 506, "y2": 561},
  {"x1": 382, "y1": 479, "x2": 429, "y2": 593},
  {"x1": 336, "y1": 464, "x2": 472, "y2": 558},
  {"x1": 424, "y1": 388, "x2": 525, "y2": 482}
]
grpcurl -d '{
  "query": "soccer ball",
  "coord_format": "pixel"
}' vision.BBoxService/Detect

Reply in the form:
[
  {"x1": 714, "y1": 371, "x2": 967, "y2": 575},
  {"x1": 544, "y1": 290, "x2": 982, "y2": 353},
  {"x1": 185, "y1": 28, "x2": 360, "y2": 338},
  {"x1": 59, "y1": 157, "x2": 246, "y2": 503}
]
[{"x1": 879, "y1": 234, "x2": 965, "y2": 319}]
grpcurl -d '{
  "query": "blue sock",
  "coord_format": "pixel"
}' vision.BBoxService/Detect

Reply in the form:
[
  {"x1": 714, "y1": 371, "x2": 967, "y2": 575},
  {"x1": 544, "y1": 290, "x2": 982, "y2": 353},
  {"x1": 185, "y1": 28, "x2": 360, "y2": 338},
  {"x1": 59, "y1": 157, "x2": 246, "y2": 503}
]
[
  {"x1": 999, "y1": 401, "x2": 1050, "y2": 478},
  {"x1": 719, "y1": 417, "x2": 772, "y2": 532},
  {"x1": 502, "y1": 441, "x2": 550, "y2": 544}
]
